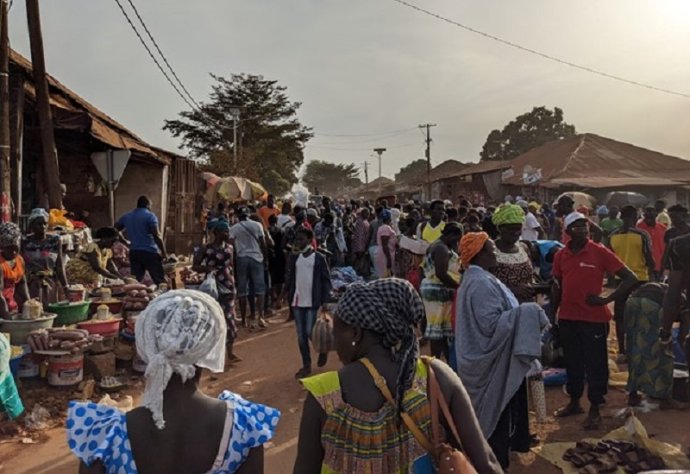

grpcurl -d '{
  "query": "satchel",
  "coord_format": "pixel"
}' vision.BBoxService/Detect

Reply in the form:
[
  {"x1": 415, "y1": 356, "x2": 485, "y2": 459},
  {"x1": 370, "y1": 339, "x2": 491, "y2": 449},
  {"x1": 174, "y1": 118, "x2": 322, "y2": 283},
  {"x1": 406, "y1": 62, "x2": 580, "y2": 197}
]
[
  {"x1": 310, "y1": 311, "x2": 334, "y2": 354},
  {"x1": 360, "y1": 357, "x2": 477, "y2": 474}
]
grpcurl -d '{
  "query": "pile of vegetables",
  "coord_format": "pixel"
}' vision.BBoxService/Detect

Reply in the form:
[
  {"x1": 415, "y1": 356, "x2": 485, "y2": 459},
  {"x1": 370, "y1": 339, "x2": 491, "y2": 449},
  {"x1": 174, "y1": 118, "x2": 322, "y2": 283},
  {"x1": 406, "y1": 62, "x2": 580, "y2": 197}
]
[
  {"x1": 27, "y1": 328, "x2": 103, "y2": 354},
  {"x1": 122, "y1": 283, "x2": 157, "y2": 311},
  {"x1": 181, "y1": 268, "x2": 204, "y2": 286}
]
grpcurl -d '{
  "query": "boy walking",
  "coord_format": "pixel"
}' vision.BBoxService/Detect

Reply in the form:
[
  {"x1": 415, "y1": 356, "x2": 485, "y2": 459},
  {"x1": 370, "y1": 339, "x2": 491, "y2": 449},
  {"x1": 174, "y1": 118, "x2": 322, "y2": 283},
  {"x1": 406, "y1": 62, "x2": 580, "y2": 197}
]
[{"x1": 286, "y1": 228, "x2": 332, "y2": 378}]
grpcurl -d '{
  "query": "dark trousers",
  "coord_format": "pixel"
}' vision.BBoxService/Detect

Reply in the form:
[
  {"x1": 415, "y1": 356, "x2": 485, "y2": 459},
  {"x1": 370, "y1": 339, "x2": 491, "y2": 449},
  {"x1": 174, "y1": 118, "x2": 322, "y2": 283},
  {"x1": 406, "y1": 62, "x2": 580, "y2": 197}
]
[
  {"x1": 559, "y1": 320, "x2": 609, "y2": 406},
  {"x1": 293, "y1": 307, "x2": 318, "y2": 368},
  {"x1": 613, "y1": 281, "x2": 642, "y2": 354},
  {"x1": 487, "y1": 380, "x2": 530, "y2": 470},
  {"x1": 130, "y1": 250, "x2": 165, "y2": 285}
]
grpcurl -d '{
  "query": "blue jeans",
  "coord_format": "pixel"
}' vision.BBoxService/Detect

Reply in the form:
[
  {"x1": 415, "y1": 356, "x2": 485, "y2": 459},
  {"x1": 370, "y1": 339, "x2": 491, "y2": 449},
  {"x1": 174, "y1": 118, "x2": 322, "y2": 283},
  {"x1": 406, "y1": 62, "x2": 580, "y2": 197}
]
[
  {"x1": 293, "y1": 307, "x2": 318, "y2": 368},
  {"x1": 236, "y1": 257, "x2": 266, "y2": 297}
]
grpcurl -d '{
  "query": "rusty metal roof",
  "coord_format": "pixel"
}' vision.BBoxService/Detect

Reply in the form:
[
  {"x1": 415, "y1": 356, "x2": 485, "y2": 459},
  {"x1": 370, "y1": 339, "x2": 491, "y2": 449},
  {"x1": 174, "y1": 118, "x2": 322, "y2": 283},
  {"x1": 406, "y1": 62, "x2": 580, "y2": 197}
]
[
  {"x1": 449, "y1": 160, "x2": 511, "y2": 178},
  {"x1": 502, "y1": 133, "x2": 690, "y2": 188},
  {"x1": 11, "y1": 49, "x2": 170, "y2": 165}
]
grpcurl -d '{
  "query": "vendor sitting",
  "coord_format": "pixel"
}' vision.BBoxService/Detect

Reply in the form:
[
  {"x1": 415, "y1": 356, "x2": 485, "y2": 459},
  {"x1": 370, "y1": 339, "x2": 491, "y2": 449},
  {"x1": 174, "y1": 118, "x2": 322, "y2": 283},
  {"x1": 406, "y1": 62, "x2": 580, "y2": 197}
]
[
  {"x1": 65, "y1": 227, "x2": 122, "y2": 287},
  {"x1": 21, "y1": 208, "x2": 68, "y2": 304},
  {"x1": 0, "y1": 223, "x2": 29, "y2": 319}
]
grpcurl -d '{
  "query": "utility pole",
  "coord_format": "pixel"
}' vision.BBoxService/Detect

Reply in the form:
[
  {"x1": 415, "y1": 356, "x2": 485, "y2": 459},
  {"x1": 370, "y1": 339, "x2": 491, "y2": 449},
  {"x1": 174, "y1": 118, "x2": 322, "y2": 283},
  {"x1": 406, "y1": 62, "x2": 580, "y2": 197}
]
[
  {"x1": 0, "y1": 0, "x2": 10, "y2": 221},
  {"x1": 373, "y1": 147, "x2": 386, "y2": 179},
  {"x1": 229, "y1": 106, "x2": 240, "y2": 169},
  {"x1": 419, "y1": 123, "x2": 437, "y2": 200},
  {"x1": 362, "y1": 161, "x2": 369, "y2": 191},
  {"x1": 26, "y1": 0, "x2": 62, "y2": 209}
]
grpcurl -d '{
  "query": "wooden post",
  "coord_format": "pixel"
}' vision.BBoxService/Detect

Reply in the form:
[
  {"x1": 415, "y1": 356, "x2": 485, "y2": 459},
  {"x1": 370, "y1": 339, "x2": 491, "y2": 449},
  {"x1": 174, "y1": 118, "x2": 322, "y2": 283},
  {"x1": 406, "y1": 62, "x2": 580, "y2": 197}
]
[
  {"x1": 0, "y1": 0, "x2": 11, "y2": 222},
  {"x1": 26, "y1": 0, "x2": 62, "y2": 210},
  {"x1": 10, "y1": 81, "x2": 24, "y2": 223}
]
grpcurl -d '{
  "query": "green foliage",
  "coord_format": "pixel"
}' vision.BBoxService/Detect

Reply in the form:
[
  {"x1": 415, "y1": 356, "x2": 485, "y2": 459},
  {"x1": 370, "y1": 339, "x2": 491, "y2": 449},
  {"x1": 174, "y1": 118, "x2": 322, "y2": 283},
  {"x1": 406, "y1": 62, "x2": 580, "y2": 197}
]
[
  {"x1": 164, "y1": 74, "x2": 312, "y2": 195},
  {"x1": 302, "y1": 160, "x2": 361, "y2": 196},
  {"x1": 395, "y1": 159, "x2": 427, "y2": 182},
  {"x1": 480, "y1": 106, "x2": 576, "y2": 161}
]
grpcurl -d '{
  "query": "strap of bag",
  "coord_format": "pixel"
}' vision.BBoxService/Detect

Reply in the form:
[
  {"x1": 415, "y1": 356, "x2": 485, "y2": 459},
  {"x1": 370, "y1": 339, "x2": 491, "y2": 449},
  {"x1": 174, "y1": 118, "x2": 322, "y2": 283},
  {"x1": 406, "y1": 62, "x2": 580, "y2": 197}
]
[
  {"x1": 359, "y1": 358, "x2": 435, "y2": 454},
  {"x1": 423, "y1": 357, "x2": 465, "y2": 452}
]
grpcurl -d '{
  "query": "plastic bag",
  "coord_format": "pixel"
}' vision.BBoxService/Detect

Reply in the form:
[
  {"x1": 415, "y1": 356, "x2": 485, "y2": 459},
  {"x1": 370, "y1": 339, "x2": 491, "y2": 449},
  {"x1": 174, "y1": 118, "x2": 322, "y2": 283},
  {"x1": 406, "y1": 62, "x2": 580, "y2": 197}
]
[
  {"x1": 48, "y1": 209, "x2": 74, "y2": 230},
  {"x1": 311, "y1": 312, "x2": 334, "y2": 354},
  {"x1": 198, "y1": 273, "x2": 219, "y2": 300}
]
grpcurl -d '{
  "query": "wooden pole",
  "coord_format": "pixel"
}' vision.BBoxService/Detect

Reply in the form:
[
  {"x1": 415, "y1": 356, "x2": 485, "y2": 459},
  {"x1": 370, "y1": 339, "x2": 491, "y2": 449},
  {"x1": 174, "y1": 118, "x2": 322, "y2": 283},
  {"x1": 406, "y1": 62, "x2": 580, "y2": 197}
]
[
  {"x1": 26, "y1": 0, "x2": 62, "y2": 210},
  {"x1": 10, "y1": 81, "x2": 24, "y2": 223},
  {"x1": 0, "y1": 0, "x2": 11, "y2": 222}
]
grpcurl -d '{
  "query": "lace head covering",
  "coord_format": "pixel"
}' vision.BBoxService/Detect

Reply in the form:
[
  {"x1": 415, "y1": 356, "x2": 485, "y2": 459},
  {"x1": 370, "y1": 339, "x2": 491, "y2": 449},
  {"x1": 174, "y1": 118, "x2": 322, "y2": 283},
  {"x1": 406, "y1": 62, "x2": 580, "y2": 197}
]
[
  {"x1": 0, "y1": 222, "x2": 21, "y2": 248},
  {"x1": 135, "y1": 290, "x2": 227, "y2": 429},
  {"x1": 28, "y1": 208, "x2": 50, "y2": 227}
]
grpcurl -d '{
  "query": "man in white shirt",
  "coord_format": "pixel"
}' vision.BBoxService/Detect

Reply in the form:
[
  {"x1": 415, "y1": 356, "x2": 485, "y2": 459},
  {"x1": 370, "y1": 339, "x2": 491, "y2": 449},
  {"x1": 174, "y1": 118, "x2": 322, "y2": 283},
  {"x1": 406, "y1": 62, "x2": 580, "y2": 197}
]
[
  {"x1": 518, "y1": 200, "x2": 544, "y2": 241},
  {"x1": 228, "y1": 207, "x2": 267, "y2": 330},
  {"x1": 277, "y1": 201, "x2": 294, "y2": 229}
]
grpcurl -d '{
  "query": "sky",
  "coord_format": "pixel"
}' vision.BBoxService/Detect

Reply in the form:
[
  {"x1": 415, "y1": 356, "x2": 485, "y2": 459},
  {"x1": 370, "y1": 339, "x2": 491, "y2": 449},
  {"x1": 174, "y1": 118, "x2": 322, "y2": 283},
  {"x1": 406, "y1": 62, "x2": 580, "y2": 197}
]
[{"x1": 7, "y1": 0, "x2": 690, "y2": 180}]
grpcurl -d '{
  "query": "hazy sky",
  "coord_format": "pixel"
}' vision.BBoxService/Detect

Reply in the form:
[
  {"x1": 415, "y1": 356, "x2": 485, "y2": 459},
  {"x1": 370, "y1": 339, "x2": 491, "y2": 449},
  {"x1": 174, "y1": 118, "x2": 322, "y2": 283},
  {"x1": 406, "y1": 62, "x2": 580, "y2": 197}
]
[{"x1": 8, "y1": 0, "x2": 690, "y2": 179}]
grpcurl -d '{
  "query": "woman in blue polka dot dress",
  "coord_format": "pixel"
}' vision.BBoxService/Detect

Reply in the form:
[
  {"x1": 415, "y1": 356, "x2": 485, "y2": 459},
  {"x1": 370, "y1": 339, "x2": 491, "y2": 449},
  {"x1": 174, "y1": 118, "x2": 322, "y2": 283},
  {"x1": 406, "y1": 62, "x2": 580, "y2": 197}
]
[{"x1": 66, "y1": 290, "x2": 280, "y2": 473}]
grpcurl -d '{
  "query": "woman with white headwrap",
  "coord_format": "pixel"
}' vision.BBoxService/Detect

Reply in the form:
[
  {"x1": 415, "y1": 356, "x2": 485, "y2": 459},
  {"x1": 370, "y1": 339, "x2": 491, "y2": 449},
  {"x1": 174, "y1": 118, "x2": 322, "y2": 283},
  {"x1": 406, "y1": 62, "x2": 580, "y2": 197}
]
[
  {"x1": 67, "y1": 290, "x2": 280, "y2": 473},
  {"x1": 21, "y1": 208, "x2": 67, "y2": 304},
  {"x1": 0, "y1": 223, "x2": 29, "y2": 319}
]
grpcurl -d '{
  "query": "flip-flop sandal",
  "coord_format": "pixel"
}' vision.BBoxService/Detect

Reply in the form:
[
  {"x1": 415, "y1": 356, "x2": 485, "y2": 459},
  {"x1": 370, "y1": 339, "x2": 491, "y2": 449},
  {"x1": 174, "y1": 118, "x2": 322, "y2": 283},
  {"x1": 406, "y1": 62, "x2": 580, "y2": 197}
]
[{"x1": 555, "y1": 404, "x2": 585, "y2": 417}]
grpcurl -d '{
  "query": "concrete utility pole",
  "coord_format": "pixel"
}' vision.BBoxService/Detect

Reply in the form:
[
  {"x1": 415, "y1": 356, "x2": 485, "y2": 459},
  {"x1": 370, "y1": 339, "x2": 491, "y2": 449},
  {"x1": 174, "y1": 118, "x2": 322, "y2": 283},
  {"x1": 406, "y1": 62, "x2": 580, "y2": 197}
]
[
  {"x1": 419, "y1": 123, "x2": 437, "y2": 200},
  {"x1": 26, "y1": 0, "x2": 62, "y2": 209},
  {"x1": 373, "y1": 147, "x2": 386, "y2": 179},
  {"x1": 362, "y1": 161, "x2": 369, "y2": 191},
  {"x1": 0, "y1": 0, "x2": 10, "y2": 221},
  {"x1": 229, "y1": 106, "x2": 240, "y2": 168}
]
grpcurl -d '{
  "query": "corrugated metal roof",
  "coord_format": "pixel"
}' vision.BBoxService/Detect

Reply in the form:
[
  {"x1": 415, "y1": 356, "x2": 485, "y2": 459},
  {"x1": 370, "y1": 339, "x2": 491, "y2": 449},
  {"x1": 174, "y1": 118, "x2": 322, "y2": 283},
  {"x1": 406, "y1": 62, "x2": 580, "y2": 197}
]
[
  {"x1": 502, "y1": 134, "x2": 690, "y2": 188},
  {"x1": 11, "y1": 49, "x2": 170, "y2": 165},
  {"x1": 449, "y1": 160, "x2": 511, "y2": 178},
  {"x1": 428, "y1": 160, "x2": 470, "y2": 182}
]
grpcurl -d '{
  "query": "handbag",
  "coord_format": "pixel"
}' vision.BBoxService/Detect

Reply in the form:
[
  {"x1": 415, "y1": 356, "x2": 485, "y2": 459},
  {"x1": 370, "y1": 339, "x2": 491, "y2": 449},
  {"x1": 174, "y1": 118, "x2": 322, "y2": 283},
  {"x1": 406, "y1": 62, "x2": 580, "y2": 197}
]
[
  {"x1": 360, "y1": 357, "x2": 477, "y2": 474},
  {"x1": 310, "y1": 311, "x2": 334, "y2": 354}
]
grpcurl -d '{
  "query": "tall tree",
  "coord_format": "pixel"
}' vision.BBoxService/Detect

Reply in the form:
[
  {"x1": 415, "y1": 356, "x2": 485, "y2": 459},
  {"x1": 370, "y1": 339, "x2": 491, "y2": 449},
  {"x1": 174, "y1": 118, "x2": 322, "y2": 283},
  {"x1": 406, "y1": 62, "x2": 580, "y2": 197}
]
[
  {"x1": 302, "y1": 160, "x2": 361, "y2": 196},
  {"x1": 164, "y1": 74, "x2": 312, "y2": 196},
  {"x1": 395, "y1": 159, "x2": 427, "y2": 183},
  {"x1": 480, "y1": 106, "x2": 576, "y2": 161}
]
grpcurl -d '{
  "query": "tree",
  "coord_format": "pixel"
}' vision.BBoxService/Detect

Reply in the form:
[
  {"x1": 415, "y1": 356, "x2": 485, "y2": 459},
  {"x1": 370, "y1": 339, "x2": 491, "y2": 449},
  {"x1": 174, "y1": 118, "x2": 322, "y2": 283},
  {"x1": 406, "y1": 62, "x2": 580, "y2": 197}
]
[
  {"x1": 480, "y1": 106, "x2": 576, "y2": 161},
  {"x1": 302, "y1": 160, "x2": 361, "y2": 196},
  {"x1": 164, "y1": 74, "x2": 313, "y2": 196},
  {"x1": 395, "y1": 159, "x2": 427, "y2": 183}
]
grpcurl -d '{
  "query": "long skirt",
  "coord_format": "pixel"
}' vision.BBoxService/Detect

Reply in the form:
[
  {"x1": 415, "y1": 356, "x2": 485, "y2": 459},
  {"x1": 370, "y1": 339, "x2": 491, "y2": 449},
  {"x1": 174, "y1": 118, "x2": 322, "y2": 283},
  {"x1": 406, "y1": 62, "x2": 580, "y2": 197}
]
[{"x1": 625, "y1": 296, "x2": 674, "y2": 399}]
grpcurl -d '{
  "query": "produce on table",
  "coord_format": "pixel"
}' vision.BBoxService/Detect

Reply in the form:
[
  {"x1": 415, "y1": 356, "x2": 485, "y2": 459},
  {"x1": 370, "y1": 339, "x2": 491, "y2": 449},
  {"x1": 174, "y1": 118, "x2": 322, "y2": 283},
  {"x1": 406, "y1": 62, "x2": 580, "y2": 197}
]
[
  {"x1": 122, "y1": 284, "x2": 161, "y2": 311},
  {"x1": 181, "y1": 268, "x2": 204, "y2": 286},
  {"x1": 27, "y1": 327, "x2": 103, "y2": 354}
]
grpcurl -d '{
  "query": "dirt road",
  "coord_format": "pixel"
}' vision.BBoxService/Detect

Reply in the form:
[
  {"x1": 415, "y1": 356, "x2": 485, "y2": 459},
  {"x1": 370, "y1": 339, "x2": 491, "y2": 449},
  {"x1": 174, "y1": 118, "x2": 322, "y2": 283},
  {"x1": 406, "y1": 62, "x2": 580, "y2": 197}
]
[{"x1": 1, "y1": 314, "x2": 688, "y2": 473}]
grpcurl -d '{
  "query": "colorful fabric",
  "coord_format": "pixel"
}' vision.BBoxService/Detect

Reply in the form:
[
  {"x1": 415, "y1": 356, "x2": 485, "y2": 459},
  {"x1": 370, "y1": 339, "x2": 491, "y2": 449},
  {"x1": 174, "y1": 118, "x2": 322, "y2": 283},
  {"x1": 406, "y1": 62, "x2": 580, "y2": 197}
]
[
  {"x1": 600, "y1": 217, "x2": 623, "y2": 236},
  {"x1": 492, "y1": 204, "x2": 525, "y2": 227},
  {"x1": 552, "y1": 240, "x2": 625, "y2": 323},
  {"x1": 21, "y1": 234, "x2": 61, "y2": 277},
  {"x1": 421, "y1": 243, "x2": 460, "y2": 339},
  {"x1": 258, "y1": 206, "x2": 279, "y2": 229},
  {"x1": 0, "y1": 333, "x2": 24, "y2": 419},
  {"x1": 301, "y1": 360, "x2": 433, "y2": 474},
  {"x1": 493, "y1": 242, "x2": 534, "y2": 303},
  {"x1": 67, "y1": 391, "x2": 280, "y2": 474},
  {"x1": 459, "y1": 232, "x2": 489, "y2": 268},
  {"x1": 335, "y1": 279, "x2": 424, "y2": 409},
  {"x1": 0, "y1": 222, "x2": 21, "y2": 249},
  {"x1": 625, "y1": 286, "x2": 674, "y2": 400},
  {"x1": 351, "y1": 216, "x2": 370, "y2": 253},
  {"x1": 0, "y1": 255, "x2": 25, "y2": 312},
  {"x1": 636, "y1": 221, "x2": 667, "y2": 272},
  {"x1": 199, "y1": 242, "x2": 238, "y2": 343},
  {"x1": 609, "y1": 228, "x2": 653, "y2": 281},
  {"x1": 65, "y1": 243, "x2": 112, "y2": 286}
]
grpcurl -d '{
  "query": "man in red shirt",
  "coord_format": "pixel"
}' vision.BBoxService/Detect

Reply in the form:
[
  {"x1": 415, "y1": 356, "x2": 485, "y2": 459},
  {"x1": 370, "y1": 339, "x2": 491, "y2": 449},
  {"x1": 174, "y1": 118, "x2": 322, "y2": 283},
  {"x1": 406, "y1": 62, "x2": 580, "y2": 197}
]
[
  {"x1": 551, "y1": 212, "x2": 638, "y2": 430},
  {"x1": 636, "y1": 206, "x2": 667, "y2": 278}
]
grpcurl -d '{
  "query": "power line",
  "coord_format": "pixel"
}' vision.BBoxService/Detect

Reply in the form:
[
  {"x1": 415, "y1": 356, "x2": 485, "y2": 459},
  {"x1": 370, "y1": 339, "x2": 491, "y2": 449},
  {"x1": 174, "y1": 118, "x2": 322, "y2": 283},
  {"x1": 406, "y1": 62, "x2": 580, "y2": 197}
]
[
  {"x1": 124, "y1": 0, "x2": 201, "y2": 109},
  {"x1": 308, "y1": 142, "x2": 419, "y2": 152},
  {"x1": 390, "y1": 0, "x2": 690, "y2": 100},
  {"x1": 112, "y1": 0, "x2": 196, "y2": 109},
  {"x1": 313, "y1": 127, "x2": 417, "y2": 138}
]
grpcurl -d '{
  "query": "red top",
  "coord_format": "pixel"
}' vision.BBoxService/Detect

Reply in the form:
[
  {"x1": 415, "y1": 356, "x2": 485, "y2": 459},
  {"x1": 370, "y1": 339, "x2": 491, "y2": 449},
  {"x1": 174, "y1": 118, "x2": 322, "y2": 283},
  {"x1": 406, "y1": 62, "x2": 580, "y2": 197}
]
[
  {"x1": 552, "y1": 240, "x2": 624, "y2": 323},
  {"x1": 636, "y1": 220, "x2": 667, "y2": 272}
]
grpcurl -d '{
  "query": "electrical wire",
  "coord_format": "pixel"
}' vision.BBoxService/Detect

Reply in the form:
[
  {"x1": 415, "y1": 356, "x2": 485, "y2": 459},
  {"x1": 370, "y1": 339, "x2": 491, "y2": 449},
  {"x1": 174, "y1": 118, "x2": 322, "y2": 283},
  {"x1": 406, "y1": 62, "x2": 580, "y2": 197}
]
[
  {"x1": 124, "y1": 0, "x2": 201, "y2": 109},
  {"x1": 390, "y1": 0, "x2": 690, "y2": 100},
  {"x1": 308, "y1": 142, "x2": 419, "y2": 151},
  {"x1": 313, "y1": 127, "x2": 417, "y2": 137},
  {"x1": 112, "y1": 0, "x2": 196, "y2": 110}
]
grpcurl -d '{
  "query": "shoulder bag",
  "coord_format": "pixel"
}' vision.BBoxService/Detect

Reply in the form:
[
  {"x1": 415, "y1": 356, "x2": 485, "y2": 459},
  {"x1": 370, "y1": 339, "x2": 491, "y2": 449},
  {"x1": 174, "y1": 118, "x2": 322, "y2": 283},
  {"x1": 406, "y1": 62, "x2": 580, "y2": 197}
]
[{"x1": 360, "y1": 357, "x2": 477, "y2": 474}]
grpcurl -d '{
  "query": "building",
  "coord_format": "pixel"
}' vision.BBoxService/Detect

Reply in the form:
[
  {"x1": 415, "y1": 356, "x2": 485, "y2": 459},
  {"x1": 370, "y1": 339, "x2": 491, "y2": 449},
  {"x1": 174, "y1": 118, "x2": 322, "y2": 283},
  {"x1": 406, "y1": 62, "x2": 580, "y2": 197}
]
[{"x1": 439, "y1": 160, "x2": 511, "y2": 205}]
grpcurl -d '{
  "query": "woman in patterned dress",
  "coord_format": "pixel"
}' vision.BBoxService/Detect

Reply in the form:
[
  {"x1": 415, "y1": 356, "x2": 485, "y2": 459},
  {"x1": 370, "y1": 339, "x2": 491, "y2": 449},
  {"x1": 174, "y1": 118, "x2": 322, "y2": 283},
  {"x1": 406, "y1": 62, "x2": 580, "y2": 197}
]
[
  {"x1": 67, "y1": 290, "x2": 280, "y2": 474},
  {"x1": 193, "y1": 218, "x2": 240, "y2": 363}
]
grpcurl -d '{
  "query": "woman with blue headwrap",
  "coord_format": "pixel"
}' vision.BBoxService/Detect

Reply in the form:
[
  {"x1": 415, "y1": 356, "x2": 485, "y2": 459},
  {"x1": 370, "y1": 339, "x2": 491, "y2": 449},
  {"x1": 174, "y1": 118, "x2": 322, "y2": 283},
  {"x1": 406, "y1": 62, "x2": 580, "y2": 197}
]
[{"x1": 193, "y1": 218, "x2": 240, "y2": 363}]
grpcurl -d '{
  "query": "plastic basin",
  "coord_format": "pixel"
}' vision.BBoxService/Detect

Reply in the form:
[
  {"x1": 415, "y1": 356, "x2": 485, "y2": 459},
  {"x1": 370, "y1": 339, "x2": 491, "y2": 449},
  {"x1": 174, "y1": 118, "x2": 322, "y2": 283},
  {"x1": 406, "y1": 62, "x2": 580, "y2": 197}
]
[
  {"x1": 77, "y1": 317, "x2": 122, "y2": 336},
  {"x1": 48, "y1": 300, "x2": 92, "y2": 326},
  {"x1": 0, "y1": 315, "x2": 57, "y2": 345}
]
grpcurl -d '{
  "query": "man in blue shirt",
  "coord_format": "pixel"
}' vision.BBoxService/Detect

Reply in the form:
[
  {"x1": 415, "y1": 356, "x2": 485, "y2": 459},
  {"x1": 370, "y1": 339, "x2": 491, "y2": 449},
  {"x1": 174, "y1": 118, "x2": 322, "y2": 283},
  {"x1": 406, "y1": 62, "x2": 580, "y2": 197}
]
[{"x1": 115, "y1": 196, "x2": 167, "y2": 285}]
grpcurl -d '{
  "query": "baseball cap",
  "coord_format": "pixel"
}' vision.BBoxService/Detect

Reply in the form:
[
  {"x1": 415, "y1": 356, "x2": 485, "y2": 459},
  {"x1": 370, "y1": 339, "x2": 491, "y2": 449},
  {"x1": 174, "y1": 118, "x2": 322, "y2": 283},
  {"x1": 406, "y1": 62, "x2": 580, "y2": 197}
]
[{"x1": 564, "y1": 212, "x2": 587, "y2": 229}]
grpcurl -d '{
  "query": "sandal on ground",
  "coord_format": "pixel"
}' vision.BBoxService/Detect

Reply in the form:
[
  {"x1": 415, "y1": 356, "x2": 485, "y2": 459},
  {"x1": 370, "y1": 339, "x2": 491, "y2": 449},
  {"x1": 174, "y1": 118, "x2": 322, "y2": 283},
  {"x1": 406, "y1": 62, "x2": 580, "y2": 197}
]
[
  {"x1": 555, "y1": 403, "x2": 585, "y2": 417},
  {"x1": 294, "y1": 367, "x2": 312, "y2": 379}
]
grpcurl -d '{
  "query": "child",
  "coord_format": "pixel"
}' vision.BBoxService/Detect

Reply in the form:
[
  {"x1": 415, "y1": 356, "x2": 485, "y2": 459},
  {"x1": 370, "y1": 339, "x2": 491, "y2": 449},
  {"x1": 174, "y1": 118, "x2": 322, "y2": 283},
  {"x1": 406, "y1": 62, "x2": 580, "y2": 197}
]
[{"x1": 286, "y1": 227, "x2": 332, "y2": 378}]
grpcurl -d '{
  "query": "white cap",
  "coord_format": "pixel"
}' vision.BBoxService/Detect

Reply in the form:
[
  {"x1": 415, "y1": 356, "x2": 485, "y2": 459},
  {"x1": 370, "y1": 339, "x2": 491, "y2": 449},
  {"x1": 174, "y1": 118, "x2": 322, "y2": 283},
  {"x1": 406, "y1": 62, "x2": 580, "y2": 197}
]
[{"x1": 564, "y1": 211, "x2": 587, "y2": 229}]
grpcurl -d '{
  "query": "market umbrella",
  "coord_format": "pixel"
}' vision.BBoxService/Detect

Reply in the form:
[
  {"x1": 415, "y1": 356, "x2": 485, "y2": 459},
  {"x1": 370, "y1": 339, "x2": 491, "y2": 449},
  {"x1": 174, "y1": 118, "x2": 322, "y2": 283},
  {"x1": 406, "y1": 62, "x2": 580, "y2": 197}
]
[
  {"x1": 203, "y1": 177, "x2": 250, "y2": 203},
  {"x1": 554, "y1": 191, "x2": 596, "y2": 210},
  {"x1": 247, "y1": 180, "x2": 268, "y2": 201},
  {"x1": 604, "y1": 191, "x2": 650, "y2": 209}
]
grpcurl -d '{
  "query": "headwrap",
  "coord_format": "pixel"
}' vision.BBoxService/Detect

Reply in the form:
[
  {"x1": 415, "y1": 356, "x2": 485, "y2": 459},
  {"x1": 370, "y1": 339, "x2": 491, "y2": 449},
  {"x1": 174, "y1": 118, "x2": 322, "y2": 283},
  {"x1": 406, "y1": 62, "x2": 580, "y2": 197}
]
[
  {"x1": 596, "y1": 205, "x2": 609, "y2": 216},
  {"x1": 135, "y1": 290, "x2": 227, "y2": 429},
  {"x1": 460, "y1": 232, "x2": 490, "y2": 268},
  {"x1": 492, "y1": 204, "x2": 525, "y2": 227},
  {"x1": 28, "y1": 208, "x2": 49, "y2": 226},
  {"x1": 516, "y1": 199, "x2": 529, "y2": 210},
  {"x1": 528, "y1": 201, "x2": 540, "y2": 211},
  {"x1": 381, "y1": 209, "x2": 392, "y2": 221},
  {"x1": 0, "y1": 222, "x2": 21, "y2": 248},
  {"x1": 207, "y1": 218, "x2": 230, "y2": 232},
  {"x1": 335, "y1": 278, "x2": 424, "y2": 410},
  {"x1": 577, "y1": 205, "x2": 590, "y2": 215}
]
